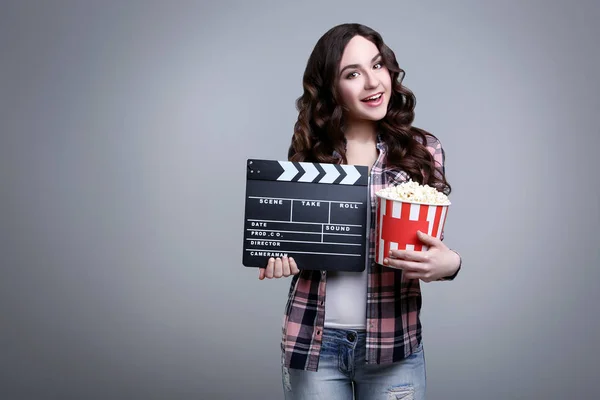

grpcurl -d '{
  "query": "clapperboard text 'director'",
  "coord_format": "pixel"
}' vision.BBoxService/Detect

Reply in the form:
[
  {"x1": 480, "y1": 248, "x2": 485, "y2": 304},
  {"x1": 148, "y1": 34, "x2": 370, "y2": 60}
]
[{"x1": 242, "y1": 159, "x2": 369, "y2": 272}]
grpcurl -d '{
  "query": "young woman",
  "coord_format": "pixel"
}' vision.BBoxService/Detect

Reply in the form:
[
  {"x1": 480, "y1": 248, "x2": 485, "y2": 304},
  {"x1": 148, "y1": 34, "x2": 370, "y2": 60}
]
[{"x1": 258, "y1": 23, "x2": 462, "y2": 400}]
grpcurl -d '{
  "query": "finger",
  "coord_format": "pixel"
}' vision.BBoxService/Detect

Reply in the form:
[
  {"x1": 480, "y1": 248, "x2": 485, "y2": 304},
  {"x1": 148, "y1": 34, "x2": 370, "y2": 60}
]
[
  {"x1": 289, "y1": 257, "x2": 300, "y2": 275},
  {"x1": 402, "y1": 271, "x2": 423, "y2": 281},
  {"x1": 389, "y1": 249, "x2": 429, "y2": 262},
  {"x1": 273, "y1": 258, "x2": 283, "y2": 278},
  {"x1": 403, "y1": 271, "x2": 434, "y2": 282},
  {"x1": 281, "y1": 256, "x2": 291, "y2": 276},
  {"x1": 265, "y1": 258, "x2": 275, "y2": 279},
  {"x1": 258, "y1": 268, "x2": 265, "y2": 280},
  {"x1": 384, "y1": 258, "x2": 425, "y2": 272},
  {"x1": 416, "y1": 230, "x2": 443, "y2": 247}
]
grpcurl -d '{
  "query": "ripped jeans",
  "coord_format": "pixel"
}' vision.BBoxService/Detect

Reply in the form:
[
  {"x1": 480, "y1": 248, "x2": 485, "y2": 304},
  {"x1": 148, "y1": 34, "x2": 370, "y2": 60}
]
[{"x1": 282, "y1": 328, "x2": 426, "y2": 400}]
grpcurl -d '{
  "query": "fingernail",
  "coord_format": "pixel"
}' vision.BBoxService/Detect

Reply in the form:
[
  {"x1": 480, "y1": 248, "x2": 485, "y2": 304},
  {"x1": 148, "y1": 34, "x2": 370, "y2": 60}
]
[{"x1": 383, "y1": 258, "x2": 389, "y2": 265}]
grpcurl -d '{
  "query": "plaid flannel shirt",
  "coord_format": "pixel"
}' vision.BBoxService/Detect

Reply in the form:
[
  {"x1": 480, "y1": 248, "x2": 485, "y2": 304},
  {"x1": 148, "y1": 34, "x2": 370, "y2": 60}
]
[{"x1": 281, "y1": 133, "x2": 459, "y2": 371}]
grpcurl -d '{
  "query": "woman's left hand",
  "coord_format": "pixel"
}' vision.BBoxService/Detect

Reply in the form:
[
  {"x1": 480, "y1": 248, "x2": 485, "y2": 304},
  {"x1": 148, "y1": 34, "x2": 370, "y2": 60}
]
[{"x1": 383, "y1": 231, "x2": 461, "y2": 282}]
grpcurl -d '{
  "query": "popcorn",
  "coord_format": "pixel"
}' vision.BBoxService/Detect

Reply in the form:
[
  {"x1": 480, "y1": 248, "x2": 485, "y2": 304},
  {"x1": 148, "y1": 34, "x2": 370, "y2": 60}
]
[
  {"x1": 375, "y1": 180, "x2": 450, "y2": 206},
  {"x1": 373, "y1": 180, "x2": 451, "y2": 262}
]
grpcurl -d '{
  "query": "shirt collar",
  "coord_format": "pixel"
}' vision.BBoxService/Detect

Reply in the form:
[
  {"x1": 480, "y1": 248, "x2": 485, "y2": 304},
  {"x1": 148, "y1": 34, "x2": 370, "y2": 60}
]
[{"x1": 332, "y1": 133, "x2": 385, "y2": 160}]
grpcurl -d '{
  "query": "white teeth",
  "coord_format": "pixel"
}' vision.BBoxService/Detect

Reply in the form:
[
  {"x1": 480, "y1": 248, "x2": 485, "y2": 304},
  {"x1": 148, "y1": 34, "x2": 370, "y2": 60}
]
[{"x1": 365, "y1": 93, "x2": 382, "y2": 101}]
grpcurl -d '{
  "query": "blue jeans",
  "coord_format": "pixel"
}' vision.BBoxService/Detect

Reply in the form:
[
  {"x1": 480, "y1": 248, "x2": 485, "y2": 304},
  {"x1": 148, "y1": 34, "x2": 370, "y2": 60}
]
[{"x1": 282, "y1": 328, "x2": 426, "y2": 399}]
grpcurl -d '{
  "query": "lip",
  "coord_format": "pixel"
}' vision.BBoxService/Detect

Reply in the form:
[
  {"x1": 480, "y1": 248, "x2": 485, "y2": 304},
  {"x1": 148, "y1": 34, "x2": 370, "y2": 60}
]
[
  {"x1": 361, "y1": 92, "x2": 384, "y2": 108},
  {"x1": 361, "y1": 92, "x2": 384, "y2": 102}
]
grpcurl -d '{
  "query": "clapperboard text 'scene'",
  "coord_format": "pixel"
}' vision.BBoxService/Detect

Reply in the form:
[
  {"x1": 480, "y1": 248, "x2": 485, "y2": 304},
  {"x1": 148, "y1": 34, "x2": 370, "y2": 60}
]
[{"x1": 242, "y1": 159, "x2": 369, "y2": 272}]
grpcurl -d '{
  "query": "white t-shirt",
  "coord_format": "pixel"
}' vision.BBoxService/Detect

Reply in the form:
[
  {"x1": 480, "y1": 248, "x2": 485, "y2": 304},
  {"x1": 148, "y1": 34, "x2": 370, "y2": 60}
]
[
  {"x1": 323, "y1": 268, "x2": 368, "y2": 329},
  {"x1": 324, "y1": 182, "x2": 372, "y2": 330}
]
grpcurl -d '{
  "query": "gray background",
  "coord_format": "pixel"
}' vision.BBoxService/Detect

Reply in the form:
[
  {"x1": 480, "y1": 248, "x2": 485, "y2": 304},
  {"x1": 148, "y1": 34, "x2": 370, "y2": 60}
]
[{"x1": 1, "y1": 0, "x2": 599, "y2": 399}]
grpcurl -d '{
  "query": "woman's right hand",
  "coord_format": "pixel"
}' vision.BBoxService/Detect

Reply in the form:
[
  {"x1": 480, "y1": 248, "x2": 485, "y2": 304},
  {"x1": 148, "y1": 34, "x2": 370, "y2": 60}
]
[{"x1": 258, "y1": 256, "x2": 300, "y2": 280}]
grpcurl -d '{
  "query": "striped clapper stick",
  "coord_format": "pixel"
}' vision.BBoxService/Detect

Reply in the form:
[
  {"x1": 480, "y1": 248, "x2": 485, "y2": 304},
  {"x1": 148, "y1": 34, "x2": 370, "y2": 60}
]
[{"x1": 242, "y1": 159, "x2": 369, "y2": 272}]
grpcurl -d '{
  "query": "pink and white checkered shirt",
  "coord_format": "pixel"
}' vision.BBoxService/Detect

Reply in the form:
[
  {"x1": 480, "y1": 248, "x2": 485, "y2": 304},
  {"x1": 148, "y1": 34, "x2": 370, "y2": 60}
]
[{"x1": 281, "y1": 133, "x2": 459, "y2": 371}]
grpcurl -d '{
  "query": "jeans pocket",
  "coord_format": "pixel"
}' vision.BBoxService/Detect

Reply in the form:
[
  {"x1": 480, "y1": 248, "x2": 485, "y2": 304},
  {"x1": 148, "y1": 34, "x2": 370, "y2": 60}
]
[{"x1": 319, "y1": 334, "x2": 338, "y2": 356}]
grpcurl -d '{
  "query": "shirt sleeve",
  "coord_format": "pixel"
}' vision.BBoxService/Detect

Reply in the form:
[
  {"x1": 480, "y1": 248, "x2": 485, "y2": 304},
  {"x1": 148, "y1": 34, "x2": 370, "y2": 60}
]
[
  {"x1": 424, "y1": 135, "x2": 446, "y2": 241},
  {"x1": 425, "y1": 136, "x2": 462, "y2": 281},
  {"x1": 426, "y1": 136, "x2": 446, "y2": 189}
]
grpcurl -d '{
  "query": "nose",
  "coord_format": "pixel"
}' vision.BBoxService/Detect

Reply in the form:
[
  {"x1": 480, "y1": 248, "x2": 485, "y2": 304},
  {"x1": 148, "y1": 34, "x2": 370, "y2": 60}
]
[{"x1": 364, "y1": 70, "x2": 379, "y2": 90}]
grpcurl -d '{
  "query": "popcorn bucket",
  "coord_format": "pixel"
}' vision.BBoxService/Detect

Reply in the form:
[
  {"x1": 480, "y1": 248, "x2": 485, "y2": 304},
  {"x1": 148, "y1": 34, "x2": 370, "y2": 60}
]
[{"x1": 374, "y1": 195, "x2": 450, "y2": 265}]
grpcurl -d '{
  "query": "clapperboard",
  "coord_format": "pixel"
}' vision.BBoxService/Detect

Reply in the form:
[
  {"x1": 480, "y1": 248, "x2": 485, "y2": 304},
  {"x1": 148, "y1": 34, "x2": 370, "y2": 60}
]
[{"x1": 242, "y1": 159, "x2": 369, "y2": 271}]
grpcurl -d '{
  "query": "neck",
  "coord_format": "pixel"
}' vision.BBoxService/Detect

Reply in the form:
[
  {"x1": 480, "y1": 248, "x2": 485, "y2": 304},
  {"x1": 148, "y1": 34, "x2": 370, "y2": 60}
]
[{"x1": 343, "y1": 119, "x2": 378, "y2": 144}]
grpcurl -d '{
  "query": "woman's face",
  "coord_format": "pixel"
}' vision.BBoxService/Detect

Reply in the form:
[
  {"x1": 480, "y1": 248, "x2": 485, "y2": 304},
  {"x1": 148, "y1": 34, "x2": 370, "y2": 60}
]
[{"x1": 336, "y1": 35, "x2": 392, "y2": 124}]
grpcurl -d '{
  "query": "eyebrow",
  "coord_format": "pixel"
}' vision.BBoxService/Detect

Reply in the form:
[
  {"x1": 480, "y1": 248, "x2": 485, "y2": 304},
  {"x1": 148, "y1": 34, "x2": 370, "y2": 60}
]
[{"x1": 339, "y1": 53, "x2": 382, "y2": 76}]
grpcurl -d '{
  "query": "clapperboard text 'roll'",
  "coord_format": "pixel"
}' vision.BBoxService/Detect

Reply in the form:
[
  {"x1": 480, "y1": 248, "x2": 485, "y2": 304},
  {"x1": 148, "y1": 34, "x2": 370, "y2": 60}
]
[{"x1": 242, "y1": 159, "x2": 369, "y2": 272}]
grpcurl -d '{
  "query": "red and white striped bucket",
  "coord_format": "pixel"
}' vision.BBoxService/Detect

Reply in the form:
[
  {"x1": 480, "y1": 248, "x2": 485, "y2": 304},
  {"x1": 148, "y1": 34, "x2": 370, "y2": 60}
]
[{"x1": 374, "y1": 196, "x2": 450, "y2": 265}]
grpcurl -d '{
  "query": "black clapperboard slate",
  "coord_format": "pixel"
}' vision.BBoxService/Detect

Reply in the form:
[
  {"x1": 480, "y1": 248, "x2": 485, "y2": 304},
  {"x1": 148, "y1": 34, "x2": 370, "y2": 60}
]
[{"x1": 242, "y1": 159, "x2": 369, "y2": 272}]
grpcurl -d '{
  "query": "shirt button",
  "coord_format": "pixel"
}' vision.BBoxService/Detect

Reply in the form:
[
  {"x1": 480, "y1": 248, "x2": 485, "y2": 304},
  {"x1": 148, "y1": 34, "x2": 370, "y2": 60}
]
[{"x1": 347, "y1": 332, "x2": 356, "y2": 342}]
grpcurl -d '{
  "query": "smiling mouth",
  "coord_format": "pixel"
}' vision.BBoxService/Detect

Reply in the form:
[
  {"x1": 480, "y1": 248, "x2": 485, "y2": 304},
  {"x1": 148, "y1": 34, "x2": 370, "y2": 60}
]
[{"x1": 361, "y1": 93, "x2": 383, "y2": 102}]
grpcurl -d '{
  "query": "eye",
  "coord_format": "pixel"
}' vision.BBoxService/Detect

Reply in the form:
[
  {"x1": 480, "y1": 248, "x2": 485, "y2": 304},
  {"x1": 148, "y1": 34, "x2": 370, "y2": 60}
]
[
  {"x1": 373, "y1": 62, "x2": 383, "y2": 70},
  {"x1": 346, "y1": 71, "x2": 359, "y2": 79}
]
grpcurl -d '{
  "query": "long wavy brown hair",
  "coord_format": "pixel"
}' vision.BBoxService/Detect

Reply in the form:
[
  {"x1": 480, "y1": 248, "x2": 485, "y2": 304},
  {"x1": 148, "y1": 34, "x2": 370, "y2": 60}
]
[{"x1": 287, "y1": 23, "x2": 451, "y2": 195}]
